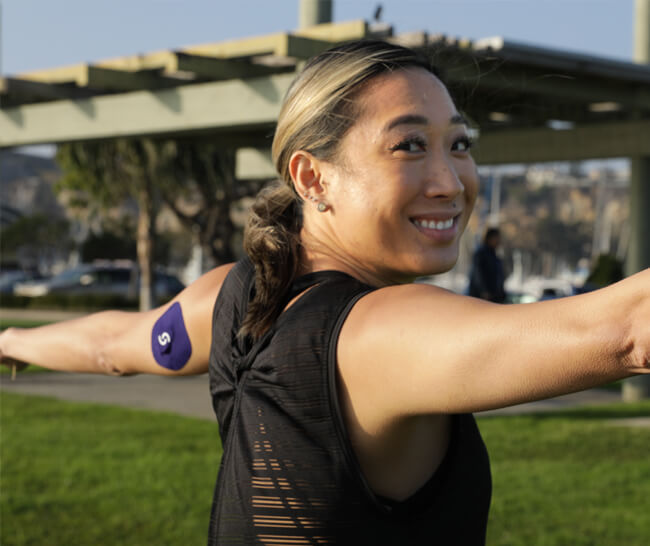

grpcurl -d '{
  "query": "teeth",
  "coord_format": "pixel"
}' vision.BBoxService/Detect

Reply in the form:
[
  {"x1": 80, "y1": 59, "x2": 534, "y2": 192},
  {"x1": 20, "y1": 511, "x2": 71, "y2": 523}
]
[{"x1": 415, "y1": 218, "x2": 454, "y2": 230}]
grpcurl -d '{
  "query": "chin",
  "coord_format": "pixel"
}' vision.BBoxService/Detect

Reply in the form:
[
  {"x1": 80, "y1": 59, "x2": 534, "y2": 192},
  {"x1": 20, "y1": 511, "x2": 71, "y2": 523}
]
[
  {"x1": 420, "y1": 263, "x2": 456, "y2": 278},
  {"x1": 398, "y1": 256, "x2": 458, "y2": 282},
  {"x1": 421, "y1": 248, "x2": 459, "y2": 276}
]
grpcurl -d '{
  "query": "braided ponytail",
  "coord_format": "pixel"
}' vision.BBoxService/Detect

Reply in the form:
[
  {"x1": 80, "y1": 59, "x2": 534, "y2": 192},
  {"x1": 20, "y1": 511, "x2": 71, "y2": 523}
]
[
  {"x1": 240, "y1": 40, "x2": 438, "y2": 338},
  {"x1": 239, "y1": 182, "x2": 302, "y2": 339}
]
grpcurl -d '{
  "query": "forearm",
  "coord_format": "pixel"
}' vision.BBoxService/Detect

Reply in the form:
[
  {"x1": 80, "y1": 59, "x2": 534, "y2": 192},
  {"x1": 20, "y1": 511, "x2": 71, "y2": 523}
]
[
  {"x1": 0, "y1": 311, "x2": 138, "y2": 375},
  {"x1": 456, "y1": 270, "x2": 649, "y2": 408}
]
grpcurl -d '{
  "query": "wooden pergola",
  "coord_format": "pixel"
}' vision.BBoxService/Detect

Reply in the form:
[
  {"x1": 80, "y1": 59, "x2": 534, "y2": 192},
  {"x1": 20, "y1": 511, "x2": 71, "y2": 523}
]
[{"x1": 2, "y1": 20, "x2": 649, "y2": 163}]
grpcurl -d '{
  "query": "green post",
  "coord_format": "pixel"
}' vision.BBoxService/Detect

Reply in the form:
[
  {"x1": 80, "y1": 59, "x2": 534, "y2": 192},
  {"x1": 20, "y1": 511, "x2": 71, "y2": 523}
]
[{"x1": 298, "y1": 0, "x2": 333, "y2": 28}]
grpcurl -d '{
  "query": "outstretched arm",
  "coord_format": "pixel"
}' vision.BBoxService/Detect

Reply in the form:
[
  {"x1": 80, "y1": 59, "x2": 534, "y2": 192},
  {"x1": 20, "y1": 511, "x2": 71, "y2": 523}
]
[
  {"x1": 0, "y1": 263, "x2": 234, "y2": 376},
  {"x1": 339, "y1": 268, "x2": 650, "y2": 418}
]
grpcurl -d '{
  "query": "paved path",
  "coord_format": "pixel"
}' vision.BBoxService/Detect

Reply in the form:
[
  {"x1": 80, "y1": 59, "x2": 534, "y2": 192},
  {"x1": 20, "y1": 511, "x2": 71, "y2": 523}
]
[
  {"x1": 0, "y1": 307, "x2": 90, "y2": 321},
  {"x1": 1, "y1": 372, "x2": 215, "y2": 420},
  {"x1": 0, "y1": 369, "x2": 627, "y2": 422}
]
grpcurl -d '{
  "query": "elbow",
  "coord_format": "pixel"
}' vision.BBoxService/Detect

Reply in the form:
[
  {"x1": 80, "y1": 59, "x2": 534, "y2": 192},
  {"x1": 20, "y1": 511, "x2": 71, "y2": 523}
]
[
  {"x1": 629, "y1": 343, "x2": 650, "y2": 375},
  {"x1": 614, "y1": 328, "x2": 649, "y2": 377},
  {"x1": 95, "y1": 344, "x2": 133, "y2": 376}
]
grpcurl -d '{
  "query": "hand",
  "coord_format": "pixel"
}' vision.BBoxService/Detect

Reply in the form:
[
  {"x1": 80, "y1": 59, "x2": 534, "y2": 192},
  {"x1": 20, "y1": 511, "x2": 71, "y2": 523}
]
[
  {"x1": 0, "y1": 331, "x2": 29, "y2": 380},
  {"x1": 1, "y1": 357, "x2": 29, "y2": 380}
]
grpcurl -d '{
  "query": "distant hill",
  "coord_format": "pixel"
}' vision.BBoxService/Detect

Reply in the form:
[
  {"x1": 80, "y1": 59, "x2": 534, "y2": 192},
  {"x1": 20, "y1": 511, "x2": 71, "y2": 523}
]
[{"x1": 0, "y1": 150, "x2": 65, "y2": 226}]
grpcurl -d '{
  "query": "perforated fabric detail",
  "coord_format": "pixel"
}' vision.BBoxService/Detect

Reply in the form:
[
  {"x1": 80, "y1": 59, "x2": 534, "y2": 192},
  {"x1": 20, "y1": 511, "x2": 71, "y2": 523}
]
[{"x1": 207, "y1": 259, "x2": 491, "y2": 545}]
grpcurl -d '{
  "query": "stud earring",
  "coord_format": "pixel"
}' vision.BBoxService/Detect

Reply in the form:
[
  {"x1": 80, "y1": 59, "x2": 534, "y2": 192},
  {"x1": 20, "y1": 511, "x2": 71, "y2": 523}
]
[{"x1": 317, "y1": 202, "x2": 328, "y2": 213}]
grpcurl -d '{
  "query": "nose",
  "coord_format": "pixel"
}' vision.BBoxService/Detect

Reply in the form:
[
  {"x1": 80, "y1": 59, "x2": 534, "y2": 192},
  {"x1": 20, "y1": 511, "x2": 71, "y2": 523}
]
[{"x1": 422, "y1": 154, "x2": 464, "y2": 200}]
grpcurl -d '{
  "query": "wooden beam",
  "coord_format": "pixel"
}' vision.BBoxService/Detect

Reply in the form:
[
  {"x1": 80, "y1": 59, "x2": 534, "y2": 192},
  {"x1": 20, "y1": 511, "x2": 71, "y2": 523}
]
[
  {"x1": 0, "y1": 73, "x2": 295, "y2": 148},
  {"x1": 171, "y1": 53, "x2": 291, "y2": 80},
  {"x1": 282, "y1": 35, "x2": 337, "y2": 59},
  {"x1": 293, "y1": 19, "x2": 368, "y2": 41},
  {"x1": 13, "y1": 64, "x2": 87, "y2": 85},
  {"x1": 0, "y1": 77, "x2": 94, "y2": 104},
  {"x1": 443, "y1": 57, "x2": 650, "y2": 111},
  {"x1": 473, "y1": 119, "x2": 650, "y2": 164},
  {"x1": 12, "y1": 60, "x2": 179, "y2": 89},
  {"x1": 185, "y1": 33, "x2": 336, "y2": 61},
  {"x1": 80, "y1": 66, "x2": 178, "y2": 91}
]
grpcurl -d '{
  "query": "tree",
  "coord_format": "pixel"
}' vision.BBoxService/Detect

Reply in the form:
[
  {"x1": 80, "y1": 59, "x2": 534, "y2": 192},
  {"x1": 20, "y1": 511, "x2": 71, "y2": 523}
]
[
  {"x1": 57, "y1": 139, "x2": 161, "y2": 310},
  {"x1": 0, "y1": 213, "x2": 72, "y2": 271},
  {"x1": 56, "y1": 137, "x2": 263, "y2": 308},
  {"x1": 151, "y1": 139, "x2": 264, "y2": 267}
]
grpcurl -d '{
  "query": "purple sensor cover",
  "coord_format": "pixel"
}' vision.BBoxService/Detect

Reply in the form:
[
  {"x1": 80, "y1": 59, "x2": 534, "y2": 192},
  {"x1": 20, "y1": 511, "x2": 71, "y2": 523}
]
[{"x1": 151, "y1": 302, "x2": 192, "y2": 370}]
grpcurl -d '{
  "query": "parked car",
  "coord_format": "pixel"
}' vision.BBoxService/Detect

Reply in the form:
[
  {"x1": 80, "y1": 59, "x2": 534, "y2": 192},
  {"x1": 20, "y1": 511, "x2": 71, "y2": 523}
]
[
  {"x1": 0, "y1": 269, "x2": 43, "y2": 295},
  {"x1": 14, "y1": 263, "x2": 184, "y2": 303}
]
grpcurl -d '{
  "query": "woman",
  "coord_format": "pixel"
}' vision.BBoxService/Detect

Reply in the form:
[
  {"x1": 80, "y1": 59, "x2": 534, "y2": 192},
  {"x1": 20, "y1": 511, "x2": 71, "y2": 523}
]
[{"x1": 1, "y1": 41, "x2": 648, "y2": 545}]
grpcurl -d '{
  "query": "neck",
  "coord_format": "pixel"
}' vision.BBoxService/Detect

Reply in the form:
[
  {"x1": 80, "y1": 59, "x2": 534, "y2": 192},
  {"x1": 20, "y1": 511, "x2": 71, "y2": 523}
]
[{"x1": 298, "y1": 229, "x2": 413, "y2": 288}]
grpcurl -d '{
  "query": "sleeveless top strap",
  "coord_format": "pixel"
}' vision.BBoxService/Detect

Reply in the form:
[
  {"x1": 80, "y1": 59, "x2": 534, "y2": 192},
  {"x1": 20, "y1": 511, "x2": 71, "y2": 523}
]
[{"x1": 233, "y1": 268, "x2": 353, "y2": 378}]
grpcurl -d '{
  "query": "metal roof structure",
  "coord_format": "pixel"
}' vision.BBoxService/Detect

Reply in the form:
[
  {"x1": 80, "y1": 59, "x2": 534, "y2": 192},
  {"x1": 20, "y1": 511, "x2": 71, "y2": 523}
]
[{"x1": 1, "y1": 20, "x2": 649, "y2": 169}]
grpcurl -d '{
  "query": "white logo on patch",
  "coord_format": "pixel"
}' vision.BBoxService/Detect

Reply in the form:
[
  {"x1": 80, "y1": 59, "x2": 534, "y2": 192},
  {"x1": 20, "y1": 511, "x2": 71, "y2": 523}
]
[{"x1": 158, "y1": 332, "x2": 171, "y2": 346}]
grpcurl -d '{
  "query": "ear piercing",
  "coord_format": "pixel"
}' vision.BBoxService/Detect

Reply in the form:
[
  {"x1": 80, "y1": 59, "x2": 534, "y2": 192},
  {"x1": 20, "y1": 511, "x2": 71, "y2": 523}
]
[{"x1": 303, "y1": 192, "x2": 328, "y2": 212}]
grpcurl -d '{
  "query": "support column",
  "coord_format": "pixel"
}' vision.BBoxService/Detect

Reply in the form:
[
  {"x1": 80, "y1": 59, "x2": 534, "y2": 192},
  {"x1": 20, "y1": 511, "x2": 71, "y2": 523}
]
[
  {"x1": 299, "y1": 0, "x2": 333, "y2": 28},
  {"x1": 623, "y1": 0, "x2": 650, "y2": 401}
]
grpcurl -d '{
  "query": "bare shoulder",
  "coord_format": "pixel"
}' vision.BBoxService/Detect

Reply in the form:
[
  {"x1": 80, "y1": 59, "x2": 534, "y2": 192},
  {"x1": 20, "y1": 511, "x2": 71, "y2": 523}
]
[
  {"x1": 173, "y1": 262, "x2": 236, "y2": 339},
  {"x1": 336, "y1": 282, "x2": 494, "y2": 415},
  {"x1": 336, "y1": 282, "x2": 460, "y2": 375},
  {"x1": 341, "y1": 282, "x2": 480, "y2": 342},
  {"x1": 177, "y1": 262, "x2": 236, "y2": 305}
]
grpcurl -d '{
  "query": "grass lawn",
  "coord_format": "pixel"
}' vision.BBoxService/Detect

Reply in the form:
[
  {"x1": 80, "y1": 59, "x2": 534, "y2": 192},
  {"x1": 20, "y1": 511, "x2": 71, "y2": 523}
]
[
  {"x1": 1, "y1": 393, "x2": 220, "y2": 546},
  {"x1": 1, "y1": 393, "x2": 649, "y2": 545},
  {"x1": 479, "y1": 403, "x2": 650, "y2": 546},
  {"x1": 0, "y1": 318, "x2": 52, "y2": 330}
]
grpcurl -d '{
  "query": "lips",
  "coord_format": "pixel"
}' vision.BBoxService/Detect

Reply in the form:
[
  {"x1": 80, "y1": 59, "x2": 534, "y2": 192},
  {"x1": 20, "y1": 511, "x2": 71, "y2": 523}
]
[{"x1": 409, "y1": 212, "x2": 462, "y2": 244}]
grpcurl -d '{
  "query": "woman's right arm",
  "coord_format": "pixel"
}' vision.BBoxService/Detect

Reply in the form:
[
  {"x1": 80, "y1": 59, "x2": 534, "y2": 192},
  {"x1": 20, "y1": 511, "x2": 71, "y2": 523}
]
[{"x1": 0, "y1": 263, "x2": 234, "y2": 377}]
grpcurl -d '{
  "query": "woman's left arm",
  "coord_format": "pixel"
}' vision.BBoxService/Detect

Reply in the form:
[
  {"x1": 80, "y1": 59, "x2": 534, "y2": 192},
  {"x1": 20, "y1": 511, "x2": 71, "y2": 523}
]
[{"x1": 337, "y1": 269, "x2": 649, "y2": 417}]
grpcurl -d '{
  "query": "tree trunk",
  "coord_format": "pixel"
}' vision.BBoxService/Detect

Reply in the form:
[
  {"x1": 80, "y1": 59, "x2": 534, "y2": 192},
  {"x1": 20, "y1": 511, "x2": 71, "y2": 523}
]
[{"x1": 137, "y1": 185, "x2": 155, "y2": 311}]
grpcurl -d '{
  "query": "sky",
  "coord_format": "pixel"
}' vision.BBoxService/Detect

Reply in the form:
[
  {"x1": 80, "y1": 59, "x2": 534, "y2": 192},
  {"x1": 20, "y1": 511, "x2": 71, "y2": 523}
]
[{"x1": 0, "y1": 0, "x2": 638, "y2": 76}]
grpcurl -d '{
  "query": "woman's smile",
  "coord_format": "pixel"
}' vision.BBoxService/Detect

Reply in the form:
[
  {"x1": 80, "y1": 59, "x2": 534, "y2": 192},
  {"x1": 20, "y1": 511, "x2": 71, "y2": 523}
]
[{"x1": 410, "y1": 214, "x2": 461, "y2": 243}]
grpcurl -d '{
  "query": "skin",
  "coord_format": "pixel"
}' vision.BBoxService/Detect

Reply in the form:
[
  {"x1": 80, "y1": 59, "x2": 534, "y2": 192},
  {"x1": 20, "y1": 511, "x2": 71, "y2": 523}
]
[
  {"x1": 291, "y1": 68, "x2": 478, "y2": 286},
  {"x1": 1, "y1": 67, "x2": 649, "y2": 504}
]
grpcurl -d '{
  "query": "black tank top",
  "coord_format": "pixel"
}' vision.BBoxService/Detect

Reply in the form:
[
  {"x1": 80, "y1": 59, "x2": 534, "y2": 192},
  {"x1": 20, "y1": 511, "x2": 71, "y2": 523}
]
[{"x1": 208, "y1": 259, "x2": 491, "y2": 545}]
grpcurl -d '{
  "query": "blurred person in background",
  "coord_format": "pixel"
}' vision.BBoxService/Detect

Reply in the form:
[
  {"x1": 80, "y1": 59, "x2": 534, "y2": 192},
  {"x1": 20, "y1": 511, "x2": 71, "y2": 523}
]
[{"x1": 468, "y1": 227, "x2": 506, "y2": 303}]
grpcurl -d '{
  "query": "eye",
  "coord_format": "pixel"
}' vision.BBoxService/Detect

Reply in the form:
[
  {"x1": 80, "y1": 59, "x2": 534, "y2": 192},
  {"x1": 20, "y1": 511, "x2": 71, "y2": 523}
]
[
  {"x1": 390, "y1": 136, "x2": 427, "y2": 153},
  {"x1": 452, "y1": 135, "x2": 474, "y2": 153}
]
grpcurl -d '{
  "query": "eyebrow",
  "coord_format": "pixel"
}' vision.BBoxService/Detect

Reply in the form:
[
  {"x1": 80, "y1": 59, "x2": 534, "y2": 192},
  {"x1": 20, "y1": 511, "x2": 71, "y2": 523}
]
[{"x1": 384, "y1": 113, "x2": 468, "y2": 132}]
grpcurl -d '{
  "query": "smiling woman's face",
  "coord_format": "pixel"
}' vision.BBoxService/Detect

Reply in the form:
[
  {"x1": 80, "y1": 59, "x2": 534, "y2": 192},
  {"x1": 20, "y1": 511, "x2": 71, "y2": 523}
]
[{"x1": 314, "y1": 67, "x2": 479, "y2": 286}]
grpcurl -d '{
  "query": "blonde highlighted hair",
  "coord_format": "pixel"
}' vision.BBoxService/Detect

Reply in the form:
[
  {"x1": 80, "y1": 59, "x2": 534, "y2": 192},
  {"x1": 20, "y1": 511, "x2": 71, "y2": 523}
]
[{"x1": 240, "y1": 40, "x2": 440, "y2": 339}]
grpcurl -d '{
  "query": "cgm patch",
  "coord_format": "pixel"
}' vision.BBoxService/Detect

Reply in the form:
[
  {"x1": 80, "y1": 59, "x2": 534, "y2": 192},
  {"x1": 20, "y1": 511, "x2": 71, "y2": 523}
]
[{"x1": 151, "y1": 302, "x2": 192, "y2": 370}]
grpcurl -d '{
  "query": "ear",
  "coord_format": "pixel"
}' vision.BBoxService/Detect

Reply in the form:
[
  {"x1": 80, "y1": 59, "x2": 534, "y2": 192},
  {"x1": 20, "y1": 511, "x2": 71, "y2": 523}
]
[{"x1": 288, "y1": 150, "x2": 327, "y2": 201}]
